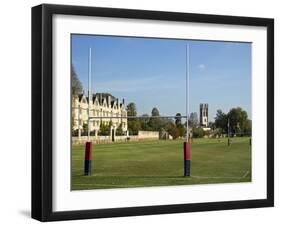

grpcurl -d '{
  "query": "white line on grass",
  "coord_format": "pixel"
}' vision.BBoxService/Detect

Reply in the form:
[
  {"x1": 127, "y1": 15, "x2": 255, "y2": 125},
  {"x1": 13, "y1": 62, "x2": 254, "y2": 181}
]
[
  {"x1": 191, "y1": 170, "x2": 251, "y2": 180},
  {"x1": 242, "y1": 170, "x2": 250, "y2": 178},
  {"x1": 191, "y1": 175, "x2": 242, "y2": 179}
]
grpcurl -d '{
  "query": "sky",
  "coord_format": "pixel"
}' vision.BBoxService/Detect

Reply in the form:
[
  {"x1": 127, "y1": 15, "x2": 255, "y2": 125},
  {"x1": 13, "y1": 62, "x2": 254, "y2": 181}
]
[{"x1": 71, "y1": 34, "x2": 252, "y2": 121}]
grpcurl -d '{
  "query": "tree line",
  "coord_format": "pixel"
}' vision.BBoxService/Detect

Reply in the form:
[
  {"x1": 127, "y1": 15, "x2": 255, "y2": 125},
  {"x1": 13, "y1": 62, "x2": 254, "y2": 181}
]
[
  {"x1": 214, "y1": 107, "x2": 251, "y2": 136},
  {"x1": 187, "y1": 107, "x2": 251, "y2": 138},
  {"x1": 126, "y1": 102, "x2": 186, "y2": 139}
]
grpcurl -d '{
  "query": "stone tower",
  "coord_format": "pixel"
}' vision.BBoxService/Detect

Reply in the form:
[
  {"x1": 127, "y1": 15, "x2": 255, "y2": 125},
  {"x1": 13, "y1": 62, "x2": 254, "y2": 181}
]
[{"x1": 200, "y1": 103, "x2": 208, "y2": 127}]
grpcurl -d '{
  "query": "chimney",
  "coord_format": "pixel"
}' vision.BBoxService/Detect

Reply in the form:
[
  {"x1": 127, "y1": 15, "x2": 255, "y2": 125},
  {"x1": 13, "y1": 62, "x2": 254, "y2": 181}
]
[
  {"x1": 99, "y1": 94, "x2": 102, "y2": 105},
  {"x1": 108, "y1": 95, "x2": 111, "y2": 108},
  {"x1": 89, "y1": 93, "x2": 92, "y2": 105}
]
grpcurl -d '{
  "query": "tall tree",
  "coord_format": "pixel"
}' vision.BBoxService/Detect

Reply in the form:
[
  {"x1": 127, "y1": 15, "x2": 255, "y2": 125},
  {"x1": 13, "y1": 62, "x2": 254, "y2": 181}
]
[
  {"x1": 126, "y1": 102, "x2": 140, "y2": 135},
  {"x1": 71, "y1": 64, "x2": 83, "y2": 95},
  {"x1": 227, "y1": 107, "x2": 249, "y2": 135},
  {"x1": 188, "y1": 112, "x2": 198, "y2": 129},
  {"x1": 128, "y1": 120, "x2": 141, "y2": 135},
  {"x1": 175, "y1": 113, "x2": 182, "y2": 126},
  {"x1": 215, "y1": 109, "x2": 228, "y2": 133},
  {"x1": 214, "y1": 107, "x2": 250, "y2": 136},
  {"x1": 208, "y1": 121, "x2": 216, "y2": 130},
  {"x1": 151, "y1": 107, "x2": 160, "y2": 116},
  {"x1": 149, "y1": 107, "x2": 161, "y2": 131},
  {"x1": 174, "y1": 113, "x2": 186, "y2": 137},
  {"x1": 126, "y1": 102, "x2": 137, "y2": 116},
  {"x1": 139, "y1": 114, "x2": 151, "y2": 131}
]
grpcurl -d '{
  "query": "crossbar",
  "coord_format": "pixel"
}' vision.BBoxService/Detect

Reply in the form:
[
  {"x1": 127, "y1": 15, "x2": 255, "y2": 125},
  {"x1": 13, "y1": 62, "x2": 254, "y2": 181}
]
[{"x1": 89, "y1": 115, "x2": 188, "y2": 119}]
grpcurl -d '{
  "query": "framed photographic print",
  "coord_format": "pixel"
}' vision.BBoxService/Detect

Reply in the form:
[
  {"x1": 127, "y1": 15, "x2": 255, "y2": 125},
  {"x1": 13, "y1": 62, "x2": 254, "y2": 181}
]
[{"x1": 32, "y1": 4, "x2": 274, "y2": 221}]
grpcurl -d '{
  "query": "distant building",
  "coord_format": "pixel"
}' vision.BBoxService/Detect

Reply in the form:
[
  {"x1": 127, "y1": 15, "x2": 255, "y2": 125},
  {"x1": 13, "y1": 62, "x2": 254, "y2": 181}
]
[
  {"x1": 72, "y1": 93, "x2": 128, "y2": 136},
  {"x1": 200, "y1": 103, "x2": 209, "y2": 127}
]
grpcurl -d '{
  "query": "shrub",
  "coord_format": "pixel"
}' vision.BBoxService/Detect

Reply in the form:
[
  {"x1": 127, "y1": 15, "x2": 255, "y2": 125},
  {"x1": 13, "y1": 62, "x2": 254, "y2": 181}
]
[
  {"x1": 90, "y1": 130, "x2": 96, "y2": 136},
  {"x1": 203, "y1": 130, "x2": 210, "y2": 136},
  {"x1": 192, "y1": 128, "x2": 204, "y2": 138},
  {"x1": 116, "y1": 124, "x2": 124, "y2": 136},
  {"x1": 99, "y1": 122, "x2": 111, "y2": 136},
  {"x1": 72, "y1": 129, "x2": 79, "y2": 136}
]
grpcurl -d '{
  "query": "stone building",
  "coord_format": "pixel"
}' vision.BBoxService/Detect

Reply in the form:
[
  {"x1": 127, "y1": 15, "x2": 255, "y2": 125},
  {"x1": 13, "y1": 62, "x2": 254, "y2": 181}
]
[
  {"x1": 72, "y1": 93, "x2": 128, "y2": 137},
  {"x1": 200, "y1": 103, "x2": 209, "y2": 127}
]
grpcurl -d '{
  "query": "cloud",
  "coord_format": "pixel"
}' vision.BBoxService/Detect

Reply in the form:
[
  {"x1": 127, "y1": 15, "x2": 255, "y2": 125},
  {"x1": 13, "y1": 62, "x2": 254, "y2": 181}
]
[{"x1": 198, "y1": 64, "x2": 206, "y2": 71}]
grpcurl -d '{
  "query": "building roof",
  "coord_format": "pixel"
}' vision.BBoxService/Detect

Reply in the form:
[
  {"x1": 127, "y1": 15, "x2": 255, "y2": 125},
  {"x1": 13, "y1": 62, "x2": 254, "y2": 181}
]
[{"x1": 78, "y1": 92, "x2": 125, "y2": 109}]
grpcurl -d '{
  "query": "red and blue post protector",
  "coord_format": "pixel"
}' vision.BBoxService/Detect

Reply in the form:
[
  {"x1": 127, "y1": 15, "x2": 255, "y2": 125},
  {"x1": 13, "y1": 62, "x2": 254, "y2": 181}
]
[
  {"x1": 84, "y1": 142, "x2": 92, "y2": 176},
  {"x1": 184, "y1": 142, "x2": 191, "y2": 176}
]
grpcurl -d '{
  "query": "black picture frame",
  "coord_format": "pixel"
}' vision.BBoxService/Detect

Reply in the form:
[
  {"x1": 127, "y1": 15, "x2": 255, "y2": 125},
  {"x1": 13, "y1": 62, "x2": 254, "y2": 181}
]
[{"x1": 32, "y1": 4, "x2": 274, "y2": 222}]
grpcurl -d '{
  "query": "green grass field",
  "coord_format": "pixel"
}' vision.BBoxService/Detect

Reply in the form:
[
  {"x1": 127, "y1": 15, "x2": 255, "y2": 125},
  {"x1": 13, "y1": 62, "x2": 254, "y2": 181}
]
[{"x1": 71, "y1": 137, "x2": 251, "y2": 190}]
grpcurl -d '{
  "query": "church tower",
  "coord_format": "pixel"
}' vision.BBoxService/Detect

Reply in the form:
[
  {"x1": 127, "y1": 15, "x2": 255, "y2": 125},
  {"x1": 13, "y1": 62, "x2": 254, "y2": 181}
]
[{"x1": 200, "y1": 103, "x2": 208, "y2": 127}]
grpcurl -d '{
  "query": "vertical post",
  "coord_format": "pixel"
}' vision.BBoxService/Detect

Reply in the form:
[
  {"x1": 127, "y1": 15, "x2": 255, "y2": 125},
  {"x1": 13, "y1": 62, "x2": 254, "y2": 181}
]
[
  {"x1": 184, "y1": 142, "x2": 191, "y2": 176},
  {"x1": 186, "y1": 44, "x2": 189, "y2": 143},
  {"x1": 184, "y1": 43, "x2": 191, "y2": 177},
  {"x1": 84, "y1": 142, "x2": 92, "y2": 175},
  {"x1": 88, "y1": 47, "x2": 91, "y2": 140},
  {"x1": 85, "y1": 48, "x2": 92, "y2": 175}
]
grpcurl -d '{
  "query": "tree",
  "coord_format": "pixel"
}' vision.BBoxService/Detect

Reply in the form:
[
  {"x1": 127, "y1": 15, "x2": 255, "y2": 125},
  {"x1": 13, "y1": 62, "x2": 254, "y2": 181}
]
[
  {"x1": 126, "y1": 103, "x2": 137, "y2": 117},
  {"x1": 208, "y1": 121, "x2": 215, "y2": 130},
  {"x1": 245, "y1": 119, "x2": 252, "y2": 136},
  {"x1": 126, "y1": 102, "x2": 140, "y2": 135},
  {"x1": 227, "y1": 107, "x2": 249, "y2": 135},
  {"x1": 139, "y1": 114, "x2": 151, "y2": 131},
  {"x1": 166, "y1": 121, "x2": 179, "y2": 139},
  {"x1": 72, "y1": 129, "x2": 79, "y2": 136},
  {"x1": 99, "y1": 121, "x2": 112, "y2": 136},
  {"x1": 81, "y1": 122, "x2": 88, "y2": 136},
  {"x1": 175, "y1": 113, "x2": 182, "y2": 126},
  {"x1": 128, "y1": 120, "x2": 141, "y2": 135},
  {"x1": 177, "y1": 124, "x2": 186, "y2": 137},
  {"x1": 71, "y1": 64, "x2": 83, "y2": 95},
  {"x1": 192, "y1": 128, "x2": 204, "y2": 138},
  {"x1": 214, "y1": 107, "x2": 251, "y2": 136},
  {"x1": 215, "y1": 109, "x2": 228, "y2": 133},
  {"x1": 116, "y1": 124, "x2": 123, "y2": 136},
  {"x1": 152, "y1": 107, "x2": 160, "y2": 117},
  {"x1": 188, "y1": 112, "x2": 198, "y2": 129},
  {"x1": 148, "y1": 107, "x2": 161, "y2": 131},
  {"x1": 174, "y1": 113, "x2": 186, "y2": 137}
]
